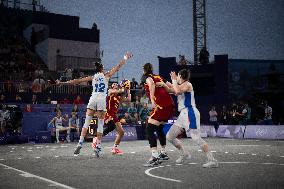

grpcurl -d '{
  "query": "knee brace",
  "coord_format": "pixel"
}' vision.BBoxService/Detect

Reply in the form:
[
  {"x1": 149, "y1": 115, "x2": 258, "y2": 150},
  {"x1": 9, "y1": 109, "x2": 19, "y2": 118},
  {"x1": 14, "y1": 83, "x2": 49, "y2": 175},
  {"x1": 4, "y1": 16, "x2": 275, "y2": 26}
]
[
  {"x1": 103, "y1": 120, "x2": 116, "y2": 136},
  {"x1": 83, "y1": 115, "x2": 93, "y2": 129},
  {"x1": 147, "y1": 123, "x2": 157, "y2": 148},
  {"x1": 190, "y1": 129, "x2": 206, "y2": 146}
]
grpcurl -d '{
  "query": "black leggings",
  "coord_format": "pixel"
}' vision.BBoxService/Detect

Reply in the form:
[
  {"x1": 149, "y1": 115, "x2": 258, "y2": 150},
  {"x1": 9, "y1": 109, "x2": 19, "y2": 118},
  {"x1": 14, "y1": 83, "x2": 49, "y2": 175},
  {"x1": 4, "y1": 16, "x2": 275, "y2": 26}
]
[
  {"x1": 147, "y1": 123, "x2": 166, "y2": 148},
  {"x1": 103, "y1": 120, "x2": 116, "y2": 136}
]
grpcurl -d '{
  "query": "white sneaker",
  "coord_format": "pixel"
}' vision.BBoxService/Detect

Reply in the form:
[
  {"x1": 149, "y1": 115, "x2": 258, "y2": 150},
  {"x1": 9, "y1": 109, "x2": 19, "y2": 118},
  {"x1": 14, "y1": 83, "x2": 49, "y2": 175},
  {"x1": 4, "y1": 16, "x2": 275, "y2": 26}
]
[
  {"x1": 176, "y1": 154, "x2": 191, "y2": 164},
  {"x1": 202, "y1": 160, "x2": 218, "y2": 168}
]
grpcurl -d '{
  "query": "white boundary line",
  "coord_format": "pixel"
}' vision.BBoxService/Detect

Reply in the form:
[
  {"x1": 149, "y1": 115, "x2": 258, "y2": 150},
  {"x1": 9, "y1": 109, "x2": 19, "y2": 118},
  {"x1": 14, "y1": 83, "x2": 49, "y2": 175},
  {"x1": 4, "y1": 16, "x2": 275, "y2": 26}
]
[
  {"x1": 144, "y1": 161, "x2": 284, "y2": 183},
  {"x1": 0, "y1": 163, "x2": 76, "y2": 189},
  {"x1": 145, "y1": 166, "x2": 182, "y2": 183}
]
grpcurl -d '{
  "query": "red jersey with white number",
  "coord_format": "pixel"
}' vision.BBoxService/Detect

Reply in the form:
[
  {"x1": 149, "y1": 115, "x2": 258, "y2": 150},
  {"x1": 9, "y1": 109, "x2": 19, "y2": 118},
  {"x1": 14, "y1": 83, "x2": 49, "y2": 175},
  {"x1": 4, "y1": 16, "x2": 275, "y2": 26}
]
[{"x1": 144, "y1": 74, "x2": 174, "y2": 107}]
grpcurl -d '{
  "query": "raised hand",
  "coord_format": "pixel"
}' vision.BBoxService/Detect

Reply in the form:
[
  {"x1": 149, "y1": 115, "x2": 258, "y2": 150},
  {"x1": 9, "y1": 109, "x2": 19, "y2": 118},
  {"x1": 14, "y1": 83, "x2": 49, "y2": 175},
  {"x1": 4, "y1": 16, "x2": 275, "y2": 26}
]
[
  {"x1": 170, "y1": 71, "x2": 178, "y2": 80},
  {"x1": 124, "y1": 52, "x2": 133, "y2": 60}
]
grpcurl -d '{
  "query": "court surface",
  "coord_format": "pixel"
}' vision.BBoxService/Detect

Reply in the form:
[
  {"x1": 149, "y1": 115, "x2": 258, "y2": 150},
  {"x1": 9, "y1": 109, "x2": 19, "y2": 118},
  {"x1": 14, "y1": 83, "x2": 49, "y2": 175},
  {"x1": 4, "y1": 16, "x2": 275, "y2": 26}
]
[{"x1": 0, "y1": 138, "x2": 283, "y2": 189}]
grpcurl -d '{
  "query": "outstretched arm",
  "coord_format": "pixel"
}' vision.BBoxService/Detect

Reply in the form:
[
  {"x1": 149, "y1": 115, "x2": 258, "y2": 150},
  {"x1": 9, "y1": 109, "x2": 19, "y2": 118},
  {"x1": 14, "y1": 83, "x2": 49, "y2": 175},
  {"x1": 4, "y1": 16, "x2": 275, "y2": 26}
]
[
  {"x1": 105, "y1": 52, "x2": 133, "y2": 79},
  {"x1": 156, "y1": 81, "x2": 175, "y2": 93},
  {"x1": 108, "y1": 88, "x2": 125, "y2": 95},
  {"x1": 57, "y1": 76, "x2": 93, "y2": 85}
]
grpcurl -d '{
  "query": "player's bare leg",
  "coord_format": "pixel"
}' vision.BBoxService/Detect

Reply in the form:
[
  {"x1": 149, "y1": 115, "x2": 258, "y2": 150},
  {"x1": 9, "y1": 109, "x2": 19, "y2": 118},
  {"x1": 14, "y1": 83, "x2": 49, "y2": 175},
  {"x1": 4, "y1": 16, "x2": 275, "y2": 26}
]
[
  {"x1": 166, "y1": 125, "x2": 191, "y2": 163},
  {"x1": 93, "y1": 110, "x2": 105, "y2": 157},
  {"x1": 74, "y1": 108, "x2": 94, "y2": 155},
  {"x1": 111, "y1": 122, "x2": 124, "y2": 154}
]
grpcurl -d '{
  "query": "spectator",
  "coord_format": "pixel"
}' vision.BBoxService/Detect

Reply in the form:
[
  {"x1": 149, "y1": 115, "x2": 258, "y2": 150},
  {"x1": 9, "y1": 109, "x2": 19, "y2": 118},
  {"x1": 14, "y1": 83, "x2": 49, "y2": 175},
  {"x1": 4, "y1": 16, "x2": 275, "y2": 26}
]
[
  {"x1": 60, "y1": 98, "x2": 70, "y2": 104},
  {"x1": 239, "y1": 103, "x2": 251, "y2": 125},
  {"x1": 229, "y1": 103, "x2": 239, "y2": 125},
  {"x1": 264, "y1": 101, "x2": 273, "y2": 125},
  {"x1": 140, "y1": 93, "x2": 149, "y2": 106},
  {"x1": 120, "y1": 112, "x2": 132, "y2": 125},
  {"x1": 209, "y1": 106, "x2": 219, "y2": 132},
  {"x1": 132, "y1": 112, "x2": 140, "y2": 124},
  {"x1": 68, "y1": 112, "x2": 80, "y2": 142},
  {"x1": 72, "y1": 104, "x2": 79, "y2": 113},
  {"x1": 0, "y1": 105, "x2": 10, "y2": 134},
  {"x1": 220, "y1": 106, "x2": 228, "y2": 125},
  {"x1": 24, "y1": 104, "x2": 33, "y2": 112},
  {"x1": 43, "y1": 96, "x2": 51, "y2": 104},
  {"x1": 65, "y1": 67, "x2": 73, "y2": 80},
  {"x1": 73, "y1": 95, "x2": 84, "y2": 105},
  {"x1": 178, "y1": 55, "x2": 189, "y2": 65},
  {"x1": 54, "y1": 104, "x2": 62, "y2": 113},
  {"x1": 34, "y1": 66, "x2": 44, "y2": 78},
  {"x1": 127, "y1": 103, "x2": 137, "y2": 117},
  {"x1": 139, "y1": 103, "x2": 150, "y2": 124},
  {"x1": 199, "y1": 47, "x2": 209, "y2": 65},
  {"x1": 130, "y1": 78, "x2": 138, "y2": 101},
  {"x1": 18, "y1": 82, "x2": 26, "y2": 93},
  {"x1": 0, "y1": 95, "x2": 6, "y2": 103},
  {"x1": 134, "y1": 95, "x2": 141, "y2": 111},
  {"x1": 31, "y1": 94, "x2": 38, "y2": 104},
  {"x1": 49, "y1": 111, "x2": 70, "y2": 143},
  {"x1": 15, "y1": 94, "x2": 22, "y2": 103},
  {"x1": 31, "y1": 76, "x2": 45, "y2": 93}
]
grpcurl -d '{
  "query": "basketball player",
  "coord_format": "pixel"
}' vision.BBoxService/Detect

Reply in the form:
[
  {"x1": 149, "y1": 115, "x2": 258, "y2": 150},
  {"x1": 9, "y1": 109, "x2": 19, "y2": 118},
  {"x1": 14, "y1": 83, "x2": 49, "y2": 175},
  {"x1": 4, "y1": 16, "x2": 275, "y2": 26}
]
[
  {"x1": 49, "y1": 111, "x2": 70, "y2": 143},
  {"x1": 159, "y1": 69, "x2": 218, "y2": 168},
  {"x1": 57, "y1": 52, "x2": 132, "y2": 157},
  {"x1": 92, "y1": 80, "x2": 131, "y2": 155},
  {"x1": 141, "y1": 63, "x2": 175, "y2": 167}
]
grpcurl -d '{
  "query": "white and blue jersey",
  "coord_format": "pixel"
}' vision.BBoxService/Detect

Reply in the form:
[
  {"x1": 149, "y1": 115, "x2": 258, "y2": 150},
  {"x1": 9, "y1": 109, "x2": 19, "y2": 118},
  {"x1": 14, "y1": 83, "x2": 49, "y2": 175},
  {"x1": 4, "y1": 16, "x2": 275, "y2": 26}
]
[
  {"x1": 87, "y1": 72, "x2": 108, "y2": 111},
  {"x1": 175, "y1": 88, "x2": 200, "y2": 131}
]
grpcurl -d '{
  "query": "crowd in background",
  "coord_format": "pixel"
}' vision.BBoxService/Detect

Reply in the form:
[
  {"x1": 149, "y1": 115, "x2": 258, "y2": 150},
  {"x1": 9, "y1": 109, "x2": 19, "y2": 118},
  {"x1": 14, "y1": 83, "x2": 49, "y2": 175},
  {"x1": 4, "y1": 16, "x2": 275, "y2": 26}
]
[{"x1": 208, "y1": 100, "x2": 276, "y2": 133}]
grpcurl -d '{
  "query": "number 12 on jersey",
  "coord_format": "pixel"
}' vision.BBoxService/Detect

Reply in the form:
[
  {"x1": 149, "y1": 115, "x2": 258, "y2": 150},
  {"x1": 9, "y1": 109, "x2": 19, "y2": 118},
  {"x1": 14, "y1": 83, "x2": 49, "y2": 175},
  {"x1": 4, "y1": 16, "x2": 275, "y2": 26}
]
[{"x1": 95, "y1": 83, "x2": 105, "y2": 92}]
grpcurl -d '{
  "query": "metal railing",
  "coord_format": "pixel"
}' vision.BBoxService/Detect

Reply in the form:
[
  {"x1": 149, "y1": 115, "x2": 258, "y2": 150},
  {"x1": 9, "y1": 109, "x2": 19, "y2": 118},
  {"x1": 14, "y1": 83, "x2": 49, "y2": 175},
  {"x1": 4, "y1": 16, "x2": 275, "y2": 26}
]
[{"x1": 0, "y1": 81, "x2": 93, "y2": 94}]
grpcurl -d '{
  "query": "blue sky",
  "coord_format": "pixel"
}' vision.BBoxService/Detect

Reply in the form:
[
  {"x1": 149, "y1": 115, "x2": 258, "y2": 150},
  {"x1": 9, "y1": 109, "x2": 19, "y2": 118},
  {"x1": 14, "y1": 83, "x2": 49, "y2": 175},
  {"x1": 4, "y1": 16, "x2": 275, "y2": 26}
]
[{"x1": 41, "y1": 0, "x2": 284, "y2": 80}]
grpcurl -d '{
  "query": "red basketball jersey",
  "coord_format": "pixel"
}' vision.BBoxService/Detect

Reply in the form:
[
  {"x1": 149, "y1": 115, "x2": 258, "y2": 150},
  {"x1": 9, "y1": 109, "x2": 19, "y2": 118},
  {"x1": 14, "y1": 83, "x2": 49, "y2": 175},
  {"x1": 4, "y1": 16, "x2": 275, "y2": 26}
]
[{"x1": 144, "y1": 74, "x2": 174, "y2": 107}]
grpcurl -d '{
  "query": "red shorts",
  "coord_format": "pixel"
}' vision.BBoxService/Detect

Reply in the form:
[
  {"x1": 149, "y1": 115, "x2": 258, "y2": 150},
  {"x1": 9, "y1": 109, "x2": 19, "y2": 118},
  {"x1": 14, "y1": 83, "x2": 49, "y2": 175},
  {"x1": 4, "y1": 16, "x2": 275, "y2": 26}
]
[
  {"x1": 150, "y1": 104, "x2": 175, "y2": 122},
  {"x1": 105, "y1": 111, "x2": 119, "y2": 123}
]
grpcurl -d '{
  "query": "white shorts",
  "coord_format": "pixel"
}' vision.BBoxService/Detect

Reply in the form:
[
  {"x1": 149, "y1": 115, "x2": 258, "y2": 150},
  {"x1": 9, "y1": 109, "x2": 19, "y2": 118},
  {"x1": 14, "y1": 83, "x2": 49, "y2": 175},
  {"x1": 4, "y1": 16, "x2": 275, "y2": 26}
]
[
  {"x1": 87, "y1": 94, "x2": 106, "y2": 111},
  {"x1": 174, "y1": 107, "x2": 200, "y2": 131}
]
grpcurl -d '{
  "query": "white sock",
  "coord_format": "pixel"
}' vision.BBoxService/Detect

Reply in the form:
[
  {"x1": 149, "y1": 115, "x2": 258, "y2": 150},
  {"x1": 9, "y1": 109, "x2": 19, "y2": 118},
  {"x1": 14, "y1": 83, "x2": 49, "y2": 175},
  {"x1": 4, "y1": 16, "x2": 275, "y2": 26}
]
[
  {"x1": 152, "y1": 150, "x2": 159, "y2": 158},
  {"x1": 178, "y1": 147, "x2": 185, "y2": 156},
  {"x1": 206, "y1": 151, "x2": 215, "y2": 161},
  {"x1": 113, "y1": 144, "x2": 118, "y2": 148}
]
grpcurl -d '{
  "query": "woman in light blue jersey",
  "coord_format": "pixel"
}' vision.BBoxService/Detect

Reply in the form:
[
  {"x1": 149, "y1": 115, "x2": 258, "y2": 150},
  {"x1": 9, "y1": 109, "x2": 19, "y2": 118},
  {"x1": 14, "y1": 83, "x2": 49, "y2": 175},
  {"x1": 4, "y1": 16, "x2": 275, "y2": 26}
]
[{"x1": 158, "y1": 69, "x2": 218, "y2": 168}]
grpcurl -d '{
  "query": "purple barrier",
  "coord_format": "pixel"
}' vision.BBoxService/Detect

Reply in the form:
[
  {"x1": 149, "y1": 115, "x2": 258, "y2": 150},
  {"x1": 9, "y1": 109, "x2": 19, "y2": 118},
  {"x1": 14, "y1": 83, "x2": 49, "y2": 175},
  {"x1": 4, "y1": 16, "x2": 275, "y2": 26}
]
[
  {"x1": 201, "y1": 125, "x2": 216, "y2": 137},
  {"x1": 216, "y1": 125, "x2": 245, "y2": 138},
  {"x1": 103, "y1": 126, "x2": 138, "y2": 141},
  {"x1": 244, "y1": 125, "x2": 284, "y2": 140}
]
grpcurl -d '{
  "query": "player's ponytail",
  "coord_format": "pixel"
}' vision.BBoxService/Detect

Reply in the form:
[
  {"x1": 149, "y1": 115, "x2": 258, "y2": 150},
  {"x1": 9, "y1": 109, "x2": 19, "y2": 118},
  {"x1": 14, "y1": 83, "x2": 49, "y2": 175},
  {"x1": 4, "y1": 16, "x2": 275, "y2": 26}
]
[
  {"x1": 93, "y1": 60, "x2": 103, "y2": 74},
  {"x1": 143, "y1": 63, "x2": 153, "y2": 76}
]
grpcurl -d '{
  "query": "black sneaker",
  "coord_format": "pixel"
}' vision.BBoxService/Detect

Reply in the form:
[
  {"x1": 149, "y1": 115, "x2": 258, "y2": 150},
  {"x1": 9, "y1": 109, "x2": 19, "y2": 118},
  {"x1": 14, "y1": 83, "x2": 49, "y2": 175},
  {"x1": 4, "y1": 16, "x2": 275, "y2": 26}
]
[
  {"x1": 158, "y1": 152, "x2": 170, "y2": 161},
  {"x1": 74, "y1": 145, "x2": 82, "y2": 156},
  {"x1": 143, "y1": 157, "x2": 161, "y2": 167}
]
